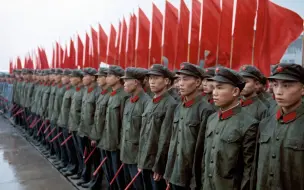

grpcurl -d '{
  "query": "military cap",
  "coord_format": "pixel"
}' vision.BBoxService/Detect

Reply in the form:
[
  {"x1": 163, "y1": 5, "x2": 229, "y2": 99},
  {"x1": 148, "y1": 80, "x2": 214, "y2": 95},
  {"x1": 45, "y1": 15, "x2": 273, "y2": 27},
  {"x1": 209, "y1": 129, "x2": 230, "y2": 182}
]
[
  {"x1": 16, "y1": 69, "x2": 21, "y2": 74},
  {"x1": 95, "y1": 67, "x2": 108, "y2": 76},
  {"x1": 121, "y1": 67, "x2": 147, "y2": 80},
  {"x1": 83, "y1": 67, "x2": 98, "y2": 76},
  {"x1": 176, "y1": 62, "x2": 204, "y2": 79},
  {"x1": 50, "y1": 68, "x2": 56, "y2": 74},
  {"x1": 204, "y1": 67, "x2": 215, "y2": 79},
  {"x1": 62, "y1": 69, "x2": 72, "y2": 75},
  {"x1": 43, "y1": 69, "x2": 51, "y2": 75},
  {"x1": 69, "y1": 69, "x2": 84, "y2": 78},
  {"x1": 21, "y1": 68, "x2": 28, "y2": 74},
  {"x1": 147, "y1": 64, "x2": 171, "y2": 78},
  {"x1": 54, "y1": 68, "x2": 63, "y2": 75},
  {"x1": 239, "y1": 65, "x2": 263, "y2": 82},
  {"x1": 212, "y1": 67, "x2": 246, "y2": 91},
  {"x1": 107, "y1": 65, "x2": 124, "y2": 77},
  {"x1": 268, "y1": 63, "x2": 304, "y2": 84},
  {"x1": 27, "y1": 69, "x2": 33, "y2": 74}
]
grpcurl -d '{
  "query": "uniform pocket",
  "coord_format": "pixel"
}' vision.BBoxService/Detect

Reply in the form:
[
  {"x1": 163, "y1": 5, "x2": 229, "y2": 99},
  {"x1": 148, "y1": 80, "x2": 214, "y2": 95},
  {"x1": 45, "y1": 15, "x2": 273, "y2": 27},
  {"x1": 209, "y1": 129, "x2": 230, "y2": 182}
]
[
  {"x1": 284, "y1": 139, "x2": 304, "y2": 151},
  {"x1": 186, "y1": 120, "x2": 200, "y2": 141}
]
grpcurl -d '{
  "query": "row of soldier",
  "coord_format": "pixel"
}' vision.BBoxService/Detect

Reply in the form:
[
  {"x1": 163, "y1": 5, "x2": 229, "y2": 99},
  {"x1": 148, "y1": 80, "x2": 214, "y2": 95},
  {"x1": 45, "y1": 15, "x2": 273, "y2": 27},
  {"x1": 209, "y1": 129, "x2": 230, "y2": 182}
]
[{"x1": 1, "y1": 62, "x2": 303, "y2": 190}]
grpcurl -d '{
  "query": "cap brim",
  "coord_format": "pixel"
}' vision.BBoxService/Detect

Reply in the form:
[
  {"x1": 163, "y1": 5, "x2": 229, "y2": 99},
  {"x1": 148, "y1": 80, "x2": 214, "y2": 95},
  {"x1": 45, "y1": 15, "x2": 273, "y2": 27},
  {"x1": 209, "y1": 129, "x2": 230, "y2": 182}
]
[
  {"x1": 239, "y1": 72, "x2": 258, "y2": 80},
  {"x1": 268, "y1": 74, "x2": 298, "y2": 81},
  {"x1": 211, "y1": 75, "x2": 234, "y2": 84},
  {"x1": 147, "y1": 71, "x2": 164, "y2": 76},
  {"x1": 176, "y1": 70, "x2": 202, "y2": 78},
  {"x1": 121, "y1": 76, "x2": 134, "y2": 79}
]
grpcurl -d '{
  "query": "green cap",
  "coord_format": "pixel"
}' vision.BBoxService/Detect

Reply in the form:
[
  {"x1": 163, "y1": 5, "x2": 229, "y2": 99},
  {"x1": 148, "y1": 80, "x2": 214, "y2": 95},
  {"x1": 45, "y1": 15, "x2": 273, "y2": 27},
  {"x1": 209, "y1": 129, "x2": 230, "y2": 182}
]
[
  {"x1": 239, "y1": 65, "x2": 263, "y2": 82},
  {"x1": 147, "y1": 64, "x2": 171, "y2": 78},
  {"x1": 43, "y1": 69, "x2": 51, "y2": 75},
  {"x1": 176, "y1": 62, "x2": 204, "y2": 79},
  {"x1": 212, "y1": 67, "x2": 246, "y2": 91},
  {"x1": 83, "y1": 67, "x2": 97, "y2": 76},
  {"x1": 62, "y1": 69, "x2": 72, "y2": 75},
  {"x1": 69, "y1": 69, "x2": 84, "y2": 78},
  {"x1": 204, "y1": 67, "x2": 215, "y2": 79},
  {"x1": 54, "y1": 68, "x2": 63, "y2": 75},
  {"x1": 50, "y1": 68, "x2": 56, "y2": 74},
  {"x1": 107, "y1": 65, "x2": 124, "y2": 77},
  {"x1": 121, "y1": 67, "x2": 147, "y2": 80},
  {"x1": 268, "y1": 63, "x2": 304, "y2": 83},
  {"x1": 95, "y1": 67, "x2": 108, "y2": 76}
]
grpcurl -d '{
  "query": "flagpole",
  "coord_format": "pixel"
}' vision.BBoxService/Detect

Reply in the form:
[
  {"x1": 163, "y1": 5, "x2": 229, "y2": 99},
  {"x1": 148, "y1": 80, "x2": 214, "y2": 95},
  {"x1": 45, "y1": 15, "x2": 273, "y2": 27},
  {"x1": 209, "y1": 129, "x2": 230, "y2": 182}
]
[
  {"x1": 148, "y1": 48, "x2": 151, "y2": 68},
  {"x1": 229, "y1": 35, "x2": 234, "y2": 69},
  {"x1": 187, "y1": 44, "x2": 190, "y2": 62},
  {"x1": 251, "y1": 30, "x2": 256, "y2": 65}
]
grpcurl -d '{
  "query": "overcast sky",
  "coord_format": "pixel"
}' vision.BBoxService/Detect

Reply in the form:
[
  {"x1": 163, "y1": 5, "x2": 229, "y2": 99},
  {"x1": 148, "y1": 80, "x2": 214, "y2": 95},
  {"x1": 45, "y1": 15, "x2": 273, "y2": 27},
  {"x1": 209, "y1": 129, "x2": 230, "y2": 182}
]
[{"x1": 0, "y1": 0, "x2": 303, "y2": 71}]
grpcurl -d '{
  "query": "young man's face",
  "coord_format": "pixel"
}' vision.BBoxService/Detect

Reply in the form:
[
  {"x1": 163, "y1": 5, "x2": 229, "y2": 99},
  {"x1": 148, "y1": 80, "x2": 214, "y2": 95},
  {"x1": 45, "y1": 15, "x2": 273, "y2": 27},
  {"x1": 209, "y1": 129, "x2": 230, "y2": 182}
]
[
  {"x1": 148, "y1": 75, "x2": 169, "y2": 93},
  {"x1": 43, "y1": 75, "x2": 49, "y2": 81},
  {"x1": 213, "y1": 82, "x2": 240, "y2": 108},
  {"x1": 106, "y1": 74, "x2": 120, "y2": 87},
  {"x1": 202, "y1": 78, "x2": 214, "y2": 94},
  {"x1": 272, "y1": 79, "x2": 304, "y2": 108},
  {"x1": 241, "y1": 77, "x2": 257, "y2": 97},
  {"x1": 124, "y1": 79, "x2": 138, "y2": 94},
  {"x1": 54, "y1": 75, "x2": 61, "y2": 83},
  {"x1": 256, "y1": 82, "x2": 264, "y2": 94},
  {"x1": 179, "y1": 74, "x2": 200, "y2": 97},
  {"x1": 97, "y1": 76, "x2": 107, "y2": 87},
  {"x1": 70, "y1": 77, "x2": 81, "y2": 86},
  {"x1": 82, "y1": 75, "x2": 94, "y2": 86},
  {"x1": 61, "y1": 75, "x2": 70, "y2": 85}
]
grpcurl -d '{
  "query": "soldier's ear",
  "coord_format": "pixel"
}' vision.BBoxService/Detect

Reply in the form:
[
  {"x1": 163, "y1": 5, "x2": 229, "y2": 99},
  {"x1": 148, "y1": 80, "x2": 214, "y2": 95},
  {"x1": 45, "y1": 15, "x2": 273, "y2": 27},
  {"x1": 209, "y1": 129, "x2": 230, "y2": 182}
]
[
  {"x1": 232, "y1": 87, "x2": 240, "y2": 97},
  {"x1": 301, "y1": 84, "x2": 304, "y2": 96}
]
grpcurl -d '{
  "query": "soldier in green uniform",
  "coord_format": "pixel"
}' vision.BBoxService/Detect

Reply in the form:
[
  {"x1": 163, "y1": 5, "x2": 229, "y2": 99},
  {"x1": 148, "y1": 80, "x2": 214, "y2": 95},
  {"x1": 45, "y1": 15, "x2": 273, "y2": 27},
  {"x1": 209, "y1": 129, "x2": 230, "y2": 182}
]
[
  {"x1": 167, "y1": 70, "x2": 181, "y2": 101},
  {"x1": 13, "y1": 69, "x2": 22, "y2": 125},
  {"x1": 202, "y1": 67, "x2": 218, "y2": 110},
  {"x1": 68, "y1": 69, "x2": 85, "y2": 180},
  {"x1": 98, "y1": 65, "x2": 129, "y2": 189},
  {"x1": 137, "y1": 64, "x2": 177, "y2": 190},
  {"x1": 76, "y1": 67, "x2": 99, "y2": 187},
  {"x1": 120, "y1": 67, "x2": 150, "y2": 189},
  {"x1": 239, "y1": 65, "x2": 269, "y2": 121},
  {"x1": 256, "y1": 76, "x2": 275, "y2": 108},
  {"x1": 256, "y1": 63, "x2": 304, "y2": 190},
  {"x1": 164, "y1": 63, "x2": 215, "y2": 190},
  {"x1": 197, "y1": 67, "x2": 258, "y2": 190}
]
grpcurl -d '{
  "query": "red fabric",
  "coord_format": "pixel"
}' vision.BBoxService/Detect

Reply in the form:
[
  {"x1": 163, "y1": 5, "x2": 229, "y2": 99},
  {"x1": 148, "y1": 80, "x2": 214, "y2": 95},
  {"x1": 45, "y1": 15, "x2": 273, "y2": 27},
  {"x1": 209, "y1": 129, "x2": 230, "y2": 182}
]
[
  {"x1": 59, "y1": 46, "x2": 64, "y2": 68},
  {"x1": 56, "y1": 42, "x2": 60, "y2": 68},
  {"x1": 91, "y1": 27, "x2": 99, "y2": 69},
  {"x1": 77, "y1": 35, "x2": 84, "y2": 68},
  {"x1": 127, "y1": 14, "x2": 137, "y2": 67},
  {"x1": 69, "y1": 39, "x2": 76, "y2": 69},
  {"x1": 84, "y1": 33, "x2": 90, "y2": 68},
  {"x1": 107, "y1": 24, "x2": 117, "y2": 64},
  {"x1": 163, "y1": 1, "x2": 178, "y2": 70},
  {"x1": 28, "y1": 57, "x2": 34, "y2": 69},
  {"x1": 62, "y1": 45, "x2": 69, "y2": 69},
  {"x1": 51, "y1": 48, "x2": 55, "y2": 68},
  {"x1": 175, "y1": 0, "x2": 190, "y2": 68},
  {"x1": 136, "y1": 8, "x2": 150, "y2": 68},
  {"x1": 189, "y1": 0, "x2": 201, "y2": 64},
  {"x1": 99, "y1": 24, "x2": 108, "y2": 63},
  {"x1": 120, "y1": 19, "x2": 127, "y2": 68},
  {"x1": 150, "y1": 3, "x2": 163, "y2": 65},
  {"x1": 9, "y1": 60, "x2": 13, "y2": 74},
  {"x1": 115, "y1": 21, "x2": 122, "y2": 64},
  {"x1": 38, "y1": 48, "x2": 49, "y2": 69}
]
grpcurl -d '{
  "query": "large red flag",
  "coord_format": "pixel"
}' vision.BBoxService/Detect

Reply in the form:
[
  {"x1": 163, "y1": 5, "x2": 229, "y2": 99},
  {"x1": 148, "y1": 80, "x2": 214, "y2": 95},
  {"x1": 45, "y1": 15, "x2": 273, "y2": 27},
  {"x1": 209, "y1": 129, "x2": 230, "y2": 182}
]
[
  {"x1": 62, "y1": 45, "x2": 69, "y2": 68},
  {"x1": 59, "y1": 46, "x2": 64, "y2": 68},
  {"x1": 107, "y1": 24, "x2": 117, "y2": 64},
  {"x1": 51, "y1": 48, "x2": 55, "y2": 68},
  {"x1": 120, "y1": 18, "x2": 127, "y2": 68},
  {"x1": 175, "y1": 0, "x2": 190, "y2": 68},
  {"x1": 91, "y1": 27, "x2": 99, "y2": 69},
  {"x1": 28, "y1": 56, "x2": 34, "y2": 69},
  {"x1": 150, "y1": 3, "x2": 163, "y2": 65},
  {"x1": 163, "y1": 1, "x2": 178, "y2": 70},
  {"x1": 9, "y1": 60, "x2": 13, "y2": 74},
  {"x1": 55, "y1": 42, "x2": 60, "y2": 68},
  {"x1": 84, "y1": 33, "x2": 90, "y2": 68},
  {"x1": 136, "y1": 8, "x2": 150, "y2": 68},
  {"x1": 77, "y1": 35, "x2": 84, "y2": 68},
  {"x1": 99, "y1": 24, "x2": 108, "y2": 63},
  {"x1": 189, "y1": 0, "x2": 201, "y2": 64},
  {"x1": 116, "y1": 21, "x2": 122, "y2": 64},
  {"x1": 69, "y1": 39, "x2": 76, "y2": 69},
  {"x1": 127, "y1": 14, "x2": 137, "y2": 67}
]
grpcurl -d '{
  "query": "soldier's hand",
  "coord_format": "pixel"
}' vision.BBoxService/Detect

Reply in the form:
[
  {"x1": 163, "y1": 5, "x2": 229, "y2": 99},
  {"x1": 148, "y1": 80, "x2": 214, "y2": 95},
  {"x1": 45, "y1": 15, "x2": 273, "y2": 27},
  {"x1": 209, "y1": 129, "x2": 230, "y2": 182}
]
[
  {"x1": 91, "y1": 140, "x2": 96, "y2": 147},
  {"x1": 137, "y1": 168, "x2": 142, "y2": 173},
  {"x1": 153, "y1": 172, "x2": 162, "y2": 181}
]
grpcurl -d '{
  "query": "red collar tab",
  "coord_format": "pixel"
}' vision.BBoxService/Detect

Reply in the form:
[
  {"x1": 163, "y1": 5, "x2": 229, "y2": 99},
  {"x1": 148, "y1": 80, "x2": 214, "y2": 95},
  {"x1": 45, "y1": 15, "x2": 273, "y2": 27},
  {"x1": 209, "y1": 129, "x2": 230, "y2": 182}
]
[
  {"x1": 183, "y1": 98, "x2": 195, "y2": 108},
  {"x1": 201, "y1": 92, "x2": 206, "y2": 96},
  {"x1": 130, "y1": 96, "x2": 139, "y2": 103},
  {"x1": 241, "y1": 99, "x2": 253, "y2": 107},
  {"x1": 76, "y1": 87, "x2": 81, "y2": 92},
  {"x1": 153, "y1": 95, "x2": 162, "y2": 104},
  {"x1": 87, "y1": 87, "x2": 94, "y2": 94},
  {"x1": 218, "y1": 109, "x2": 234, "y2": 120},
  {"x1": 66, "y1": 85, "x2": 71, "y2": 90},
  {"x1": 52, "y1": 82, "x2": 56, "y2": 86},
  {"x1": 272, "y1": 94, "x2": 275, "y2": 100},
  {"x1": 58, "y1": 84, "x2": 63, "y2": 88},
  {"x1": 144, "y1": 87, "x2": 147, "y2": 92},
  {"x1": 276, "y1": 110, "x2": 297, "y2": 123},
  {"x1": 111, "y1": 90, "x2": 117, "y2": 96},
  {"x1": 101, "y1": 89, "x2": 108, "y2": 95},
  {"x1": 208, "y1": 98, "x2": 214, "y2": 104}
]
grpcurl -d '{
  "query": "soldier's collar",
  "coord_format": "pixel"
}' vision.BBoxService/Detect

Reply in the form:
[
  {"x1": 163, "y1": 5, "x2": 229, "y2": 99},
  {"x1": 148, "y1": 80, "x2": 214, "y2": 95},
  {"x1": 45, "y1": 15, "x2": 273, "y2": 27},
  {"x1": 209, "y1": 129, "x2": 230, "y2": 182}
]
[
  {"x1": 58, "y1": 83, "x2": 63, "y2": 88},
  {"x1": 218, "y1": 103, "x2": 241, "y2": 120},
  {"x1": 101, "y1": 87, "x2": 111, "y2": 95},
  {"x1": 153, "y1": 91, "x2": 169, "y2": 104},
  {"x1": 201, "y1": 92, "x2": 206, "y2": 97},
  {"x1": 276, "y1": 104, "x2": 304, "y2": 124},
  {"x1": 66, "y1": 84, "x2": 71, "y2": 90},
  {"x1": 182, "y1": 95, "x2": 201, "y2": 108},
  {"x1": 240, "y1": 96, "x2": 258, "y2": 107},
  {"x1": 208, "y1": 97, "x2": 214, "y2": 104},
  {"x1": 111, "y1": 87, "x2": 123, "y2": 96},
  {"x1": 130, "y1": 90, "x2": 145, "y2": 103}
]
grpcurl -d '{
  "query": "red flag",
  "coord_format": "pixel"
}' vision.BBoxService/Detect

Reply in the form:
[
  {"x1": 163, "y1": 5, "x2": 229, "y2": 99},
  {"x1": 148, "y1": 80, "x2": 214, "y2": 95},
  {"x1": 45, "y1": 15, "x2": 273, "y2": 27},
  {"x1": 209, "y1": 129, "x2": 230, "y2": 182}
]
[
  {"x1": 24, "y1": 57, "x2": 28, "y2": 69},
  {"x1": 77, "y1": 35, "x2": 84, "y2": 68},
  {"x1": 120, "y1": 18, "x2": 127, "y2": 68},
  {"x1": 62, "y1": 45, "x2": 69, "y2": 68},
  {"x1": 69, "y1": 39, "x2": 76, "y2": 69},
  {"x1": 28, "y1": 56, "x2": 34, "y2": 69},
  {"x1": 59, "y1": 46, "x2": 64, "y2": 68},
  {"x1": 91, "y1": 27, "x2": 99, "y2": 69},
  {"x1": 107, "y1": 25, "x2": 117, "y2": 64},
  {"x1": 163, "y1": 1, "x2": 178, "y2": 70},
  {"x1": 99, "y1": 24, "x2": 108, "y2": 63},
  {"x1": 175, "y1": 0, "x2": 190, "y2": 68},
  {"x1": 116, "y1": 21, "x2": 122, "y2": 64},
  {"x1": 136, "y1": 8, "x2": 150, "y2": 68},
  {"x1": 51, "y1": 48, "x2": 55, "y2": 68},
  {"x1": 56, "y1": 42, "x2": 60, "y2": 68},
  {"x1": 150, "y1": 3, "x2": 163, "y2": 65},
  {"x1": 9, "y1": 60, "x2": 13, "y2": 74},
  {"x1": 84, "y1": 33, "x2": 90, "y2": 68},
  {"x1": 189, "y1": 0, "x2": 201, "y2": 64},
  {"x1": 127, "y1": 14, "x2": 137, "y2": 67}
]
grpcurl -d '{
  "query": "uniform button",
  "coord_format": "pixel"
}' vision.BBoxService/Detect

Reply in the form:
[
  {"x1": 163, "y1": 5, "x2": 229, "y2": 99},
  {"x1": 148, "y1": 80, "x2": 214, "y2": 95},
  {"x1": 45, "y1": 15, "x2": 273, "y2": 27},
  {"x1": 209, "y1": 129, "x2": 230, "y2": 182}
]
[
  {"x1": 216, "y1": 131, "x2": 219, "y2": 134},
  {"x1": 276, "y1": 137, "x2": 279, "y2": 141},
  {"x1": 177, "y1": 141, "x2": 179, "y2": 144},
  {"x1": 181, "y1": 117, "x2": 183, "y2": 120},
  {"x1": 177, "y1": 154, "x2": 179, "y2": 156},
  {"x1": 210, "y1": 160, "x2": 214, "y2": 163},
  {"x1": 272, "y1": 154, "x2": 276, "y2": 158},
  {"x1": 269, "y1": 172, "x2": 274, "y2": 177},
  {"x1": 208, "y1": 174, "x2": 212, "y2": 178},
  {"x1": 212, "y1": 146, "x2": 215, "y2": 149},
  {"x1": 179, "y1": 129, "x2": 181, "y2": 132}
]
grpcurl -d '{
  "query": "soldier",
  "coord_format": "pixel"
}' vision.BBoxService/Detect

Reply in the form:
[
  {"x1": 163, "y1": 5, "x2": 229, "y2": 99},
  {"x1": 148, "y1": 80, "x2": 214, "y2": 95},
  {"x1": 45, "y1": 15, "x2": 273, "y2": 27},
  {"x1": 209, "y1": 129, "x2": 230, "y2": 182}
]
[
  {"x1": 24, "y1": 69, "x2": 34, "y2": 135},
  {"x1": 239, "y1": 65, "x2": 269, "y2": 121},
  {"x1": 68, "y1": 69, "x2": 85, "y2": 180},
  {"x1": 99, "y1": 65, "x2": 129, "y2": 189},
  {"x1": 202, "y1": 67, "x2": 218, "y2": 110},
  {"x1": 137, "y1": 64, "x2": 177, "y2": 190},
  {"x1": 164, "y1": 63, "x2": 215, "y2": 190},
  {"x1": 256, "y1": 76, "x2": 275, "y2": 108},
  {"x1": 256, "y1": 63, "x2": 304, "y2": 190},
  {"x1": 77, "y1": 67, "x2": 99, "y2": 187},
  {"x1": 120, "y1": 67, "x2": 151, "y2": 189},
  {"x1": 198, "y1": 67, "x2": 258, "y2": 190}
]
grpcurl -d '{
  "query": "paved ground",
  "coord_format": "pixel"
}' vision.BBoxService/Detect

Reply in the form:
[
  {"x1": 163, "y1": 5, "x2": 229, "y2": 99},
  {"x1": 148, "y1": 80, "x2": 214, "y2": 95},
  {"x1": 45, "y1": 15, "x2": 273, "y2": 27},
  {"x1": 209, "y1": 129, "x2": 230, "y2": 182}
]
[{"x1": 0, "y1": 116, "x2": 77, "y2": 190}]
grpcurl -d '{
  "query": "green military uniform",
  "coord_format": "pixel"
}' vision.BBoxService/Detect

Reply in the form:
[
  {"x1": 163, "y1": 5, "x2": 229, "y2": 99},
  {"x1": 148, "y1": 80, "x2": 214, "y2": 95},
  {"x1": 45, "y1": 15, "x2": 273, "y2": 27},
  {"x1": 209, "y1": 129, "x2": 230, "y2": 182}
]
[
  {"x1": 164, "y1": 63, "x2": 215, "y2": 188},
  {"x1": 256, "y1": 63, "x2": 304, "y2": 190},
  {"x1": 198, "y1": 67, "x2": 258, "y2": 190}
]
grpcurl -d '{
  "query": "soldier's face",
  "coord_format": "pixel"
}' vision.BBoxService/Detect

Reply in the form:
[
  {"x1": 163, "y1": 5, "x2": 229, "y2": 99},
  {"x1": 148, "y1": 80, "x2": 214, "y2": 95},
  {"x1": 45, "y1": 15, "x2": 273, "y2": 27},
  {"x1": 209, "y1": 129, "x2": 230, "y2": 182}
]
[
  {"x1": 123, "y1": 79, "x2": 137, "y2": 93},
  {"x1": 213, "y1": 82, "x2": 240, "y2": 108},
  {"x1": 173, "y1": 78, "x2": 180, "y2": 90},
  {"x1": 55, "y1": 75, "x2": 61, "y2": 83},
  {"x1": 106, "y1": 74, "x2": 120, "y2": 87},
  {"x1": 241, "y1": 77, "x2": 257, "y2": 97},
  {"x1": 97, "y1": 76, "x2": 107, "y2": 87},
  {"x1": 148, "y1": 75, "x2": 169, "y2": 93},
  {"x1": 70, "y1": 77, "x2": 81, "y2": 86},
  {"x1": 44, "y1": 75, "x2": 49, "y2": 81},
  {"x1": 256, "y1": 82, "x2": 264, "y2": 93},
  {"x1": 61, "y1": 75, "x2": 70, "y2": 84},
  {"x1": 272, "y1": 79, "x2": 304, "y2": 108},
  {"x1": 82, "y1": 75, "x2": 94, "y2": 86},
  {"x1": 202, "y1": 78, "x2": 214, "y2": 94},
  {"x1": 179, "y1": 74, "x2": 201, "y2": 97}
]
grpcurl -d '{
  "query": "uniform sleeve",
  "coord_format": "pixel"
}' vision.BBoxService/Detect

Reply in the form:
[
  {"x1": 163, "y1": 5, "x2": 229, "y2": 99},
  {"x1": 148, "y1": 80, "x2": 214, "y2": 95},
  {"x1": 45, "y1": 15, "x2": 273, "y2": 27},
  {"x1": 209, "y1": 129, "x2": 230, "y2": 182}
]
[
  {"x1": 152, "y1": 102, "x2": 177, "y2": 175},
  {"x1": 241, "y1": 123, "x2": 258, "y2": 190}
]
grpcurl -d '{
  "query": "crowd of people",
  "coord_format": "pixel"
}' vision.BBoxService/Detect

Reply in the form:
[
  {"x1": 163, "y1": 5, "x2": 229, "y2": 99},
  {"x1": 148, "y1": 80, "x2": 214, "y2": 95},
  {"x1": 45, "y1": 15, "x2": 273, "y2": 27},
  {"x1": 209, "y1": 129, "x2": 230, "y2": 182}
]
[{"x1": 0, "y1": 62, "x2": 303, "y2": 190}]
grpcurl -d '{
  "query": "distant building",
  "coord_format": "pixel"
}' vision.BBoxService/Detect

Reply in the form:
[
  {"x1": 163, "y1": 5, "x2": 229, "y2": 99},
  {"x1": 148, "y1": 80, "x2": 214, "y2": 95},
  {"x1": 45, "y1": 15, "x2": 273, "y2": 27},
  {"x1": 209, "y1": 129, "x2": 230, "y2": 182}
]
[{"x1": 280, "y1": 34, "x2": 303, "y2": 64}]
